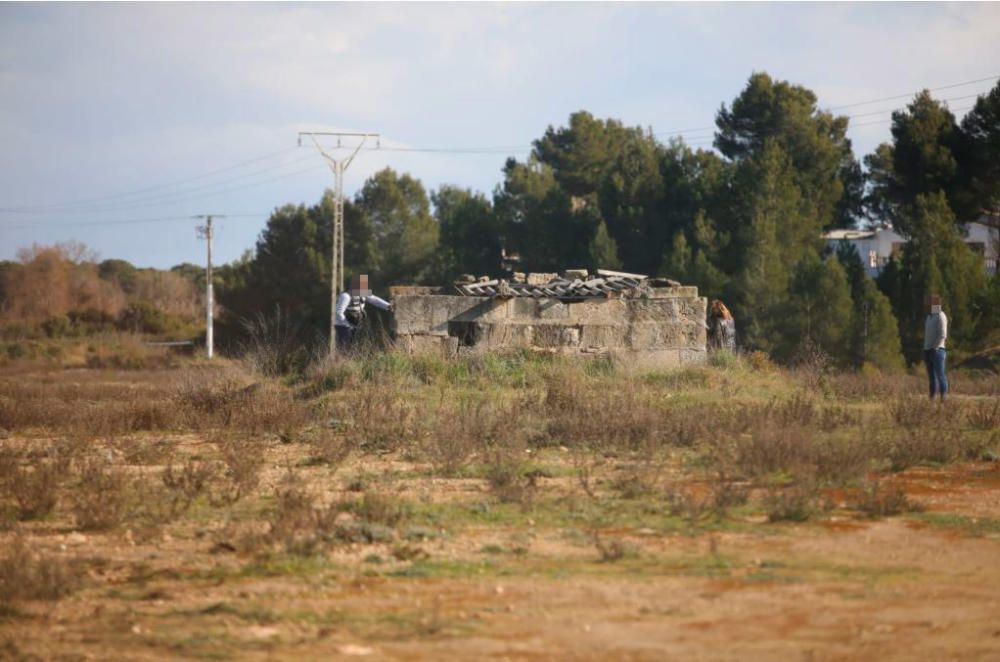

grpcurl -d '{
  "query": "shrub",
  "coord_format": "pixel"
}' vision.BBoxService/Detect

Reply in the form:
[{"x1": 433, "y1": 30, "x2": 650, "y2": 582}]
[
  {"x1": 746, "y1": 351, "x2": 777, "y2": 373},
  {"x1": 483, "y1": 446, "x2": 538, "y2": 505},
  {"x1": 41, "y1": 315, "x2": 73, "y2": 338},
  {"x1": 543, "y1": 367, "x2": 658, "y2": 450},
  {"x1": 304, "y1": 429, "x2": 352, "y2": 468},
  {"x1": 7, "y1": 460, "x2": 64, "y2": 521},
  {"x1": 888, "y1": 396, "x2": 934, "y2": 429},
  {"x1": 117, "y1": 301, "x2": 169, "y2": 334},
  {"x1": 966, "y1": 399, "x2": 1000, "y2": 431},
  {"x1": 239, "y1": 308, "x2": 312, "y2": 377},
  {"x1": 422, "y1": 395, "x2": 521, "y2": 476},
  {"x1": 0, "y1": 535, "x2": 80, "y2": 611},
  {"x1": 161, "y1": 458, "x2": 219, "y2": 516},
  {"x1": 708, "y1": 349, "x2": 741, "y2": 370},
  {"x1": 345, "y1": 490, "x2": 410, "y2": 528},
  {"x1": 266, "y1": 487, "x2": 329, "y2": 555},
  {"x1": 763, "y1": 479, "x2": 828, "y2": 522},
  {"x1": 210, "y1": 435, "x2": 266, "y2": 505},
  {"x1": 722, "y1": 426, "x2": 818, "y2": 481},
  {"x1": 883, "y1": 428, "x2": 977, "y2": 471},
  {"x1": 592, "y1": 530, "x2": 635, "y2": 563},
  {"x1": 848, "y1": 479, "x2": 923, "y2": 518},
  {"x1": 71, "y1": 456, "x2": 135, "y2": 530},
  {"x1": 341, "y1": 383, "x2": 419, "y2": 452}
]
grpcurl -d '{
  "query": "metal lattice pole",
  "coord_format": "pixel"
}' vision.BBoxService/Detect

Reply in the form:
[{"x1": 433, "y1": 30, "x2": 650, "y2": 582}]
[{"x1": 297, "y1": 132, "x2": 379, "y2": 354}]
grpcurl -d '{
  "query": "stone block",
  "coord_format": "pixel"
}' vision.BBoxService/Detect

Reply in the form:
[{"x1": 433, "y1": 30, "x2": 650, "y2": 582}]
[
  {"x1": 567, "y1": 299, "x2": 628, "y2": 323},
  {"x1": 626, "y1": 299, "x2": 681, "y2": 323},
  {"x1": 389, "y1": 286, "x2": 444, "y2": 297},
  {"x1": 580, "y1": 324, "x2": 628, "y2": 349},
  {"x1": 396, "y1": 334, "x2": 449, "y2": 355},
  {"x1": 537, "y1": 300, "x2": 569, "y2": 319},
  {"x1": 533, "y1": 324, "x2": 581, "y2": 348},
  {"x1": 631, "y1": 323, "x2": 679, "y2": 349},
  {"x1": 495, "y1": 324, "x2": 533, "y2": 348},
  {"x1": 527, "y1": 272, "x2": 558, "y2": 286},
  {"x1": 510, "y1": 297, "x2": 538, "y2": 318},
  {"x1": 646, "y1": 286, "x2": 700, "y2": 299}
]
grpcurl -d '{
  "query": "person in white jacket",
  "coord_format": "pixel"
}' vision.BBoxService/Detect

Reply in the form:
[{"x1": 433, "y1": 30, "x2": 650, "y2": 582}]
[{"x1": 335, "y1": 274, "x2": 392, "y2": 351}]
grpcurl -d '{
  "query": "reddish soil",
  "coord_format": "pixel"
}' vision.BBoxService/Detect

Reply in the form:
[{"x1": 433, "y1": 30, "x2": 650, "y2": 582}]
[{"x1": 3, "y1": 456, "x2": 1000, "y2": 662}]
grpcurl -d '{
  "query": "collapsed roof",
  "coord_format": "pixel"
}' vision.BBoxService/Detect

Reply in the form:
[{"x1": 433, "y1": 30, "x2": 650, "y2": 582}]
[{"x1": 455, "y1": 269, "x2": 680, "y2": 301}]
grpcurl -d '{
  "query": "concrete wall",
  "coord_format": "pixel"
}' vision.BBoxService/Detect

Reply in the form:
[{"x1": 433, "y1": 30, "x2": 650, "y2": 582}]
[{"x1": 390, "y1": 286, "x2": 707, "y2": 368}]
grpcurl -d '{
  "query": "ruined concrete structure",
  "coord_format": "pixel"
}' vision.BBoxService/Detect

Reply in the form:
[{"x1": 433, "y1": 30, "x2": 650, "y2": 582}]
[{"x1": 389, "y1": 272, "x2": 707, "y2": 367}]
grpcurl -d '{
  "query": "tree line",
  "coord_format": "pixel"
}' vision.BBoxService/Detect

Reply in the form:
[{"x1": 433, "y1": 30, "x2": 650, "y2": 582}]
[
  {"x1": 215, "y1": 72, "x2": 1000, "y2": 367},
  {"x1": 4, "y1": 72, "x2": 999, "y2": 368},
  {"x1": 0, "y1": 243, "x2": 203, "y2": 339}
]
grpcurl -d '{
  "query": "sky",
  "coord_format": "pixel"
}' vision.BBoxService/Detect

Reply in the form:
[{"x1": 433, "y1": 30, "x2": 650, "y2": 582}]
[{"x1": 1, "y1": 2, "x2": 999, "y2": 269}]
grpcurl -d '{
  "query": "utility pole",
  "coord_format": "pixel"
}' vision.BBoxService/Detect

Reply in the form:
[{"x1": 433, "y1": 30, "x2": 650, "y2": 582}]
[
  {"x1": 298, "y1": 131, "x2": 379, "y2": 354},
  {"x1": 195, "y1": 214, "x2": 224, "y2": 359}
]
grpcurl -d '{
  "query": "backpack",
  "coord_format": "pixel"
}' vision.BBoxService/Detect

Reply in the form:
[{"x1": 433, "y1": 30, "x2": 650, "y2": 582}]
[{"x1": 345, "y1": 295, "x2": 366, "y2": 326}]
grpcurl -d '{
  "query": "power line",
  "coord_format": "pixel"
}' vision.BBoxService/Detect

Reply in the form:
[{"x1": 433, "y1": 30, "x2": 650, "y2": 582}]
[
  {"x1": 1, "y1": 153, "x2": 319, "y2": 215},
  {"x1": 827, "y1": 73, "x2": 999, "y2": 110},
  {"x1": 849, "y1": 104, "x2": 976, "y2": 129},
  {"x1": 0, "y1": 146, "x2": 300, "y2": 214},
  {"x1": 844, "y1": 93, "x2": 984, "y2": 120},
  {"x1": 3, "y1": 162, "x2": 329, "y2": 218},
  {"x1": 1, "y1": 213, "x2": 266, "y2": 231}
]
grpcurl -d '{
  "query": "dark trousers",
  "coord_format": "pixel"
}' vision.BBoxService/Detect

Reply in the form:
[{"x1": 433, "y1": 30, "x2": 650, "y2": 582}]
[
  {"x1": 335, "y1": 325, "x2": 356, "y2": 352},
  {"x1": 924, "y1": 348, "x2": 948, "y2": 400}
]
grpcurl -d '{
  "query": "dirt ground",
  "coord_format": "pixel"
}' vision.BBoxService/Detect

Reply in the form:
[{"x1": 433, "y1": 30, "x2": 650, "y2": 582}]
[
  {"x1": 4, "y1": 459, "x2": 999, "y2": 661},
  {"x1": 2, "y1": 364, "x2": 1000, "y2": 661}
]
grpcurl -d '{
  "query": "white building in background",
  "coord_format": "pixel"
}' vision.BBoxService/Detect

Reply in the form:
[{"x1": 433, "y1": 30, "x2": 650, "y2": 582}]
[{"x1": 823, "y1": 221, "x2": 999, "y2": 277}]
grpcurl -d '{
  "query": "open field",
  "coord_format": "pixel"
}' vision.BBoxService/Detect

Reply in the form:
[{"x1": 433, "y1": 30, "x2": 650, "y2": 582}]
[{"x1": 1, "y1": 349, "x2": 999, "y2": 661}]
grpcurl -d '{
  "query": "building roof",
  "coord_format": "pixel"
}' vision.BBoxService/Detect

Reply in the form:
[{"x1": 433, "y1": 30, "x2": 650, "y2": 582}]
[{"x1": 823, "y1": 229, "x2": 876, "y2": 241}]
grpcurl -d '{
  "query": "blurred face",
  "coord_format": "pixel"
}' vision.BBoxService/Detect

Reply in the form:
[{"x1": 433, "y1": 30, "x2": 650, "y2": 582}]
[
  {"x1": 926, "y1": 295, "x2": 941, "y2": 313},
  {"x1": 350, "y1": 275, "x2": 370, "y2": 296}
]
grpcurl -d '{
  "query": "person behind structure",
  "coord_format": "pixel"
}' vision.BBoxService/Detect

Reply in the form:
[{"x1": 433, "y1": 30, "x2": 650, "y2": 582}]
[
  {"x1": 335, "y1": 274, "x2": 392, "y2": 352},
  {"x1": 708, "y1": 300, "x2": 737, "y2": 352}
]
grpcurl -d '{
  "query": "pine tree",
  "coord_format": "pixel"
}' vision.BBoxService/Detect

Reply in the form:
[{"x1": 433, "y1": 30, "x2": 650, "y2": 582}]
[
  {"x1": 779, "y1": 253, "x2": 853, "y2": 363},
  {"x1": 893, "y1": 192, "x2": 987, "y2": 360},
  {"x1": 836, "y1": 242, "x2": 904, "y2": 370},
  {"x1": 852, "y1": 278, "x2": 905, "y2": 371},
  {"x1": 659, "y1": 231, "x2": 727, "y2": 301},
  {"x1": 726, "y1": 140, "x2": 814, "y2": 352},
  {"x1": 588, "y1": 218, "x2": 622, "y2": 271}
]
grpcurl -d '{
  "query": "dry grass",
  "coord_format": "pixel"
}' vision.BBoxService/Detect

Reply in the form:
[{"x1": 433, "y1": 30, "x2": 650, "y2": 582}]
[
  {"x1": 848, "y1": 479, "x2": 924, "y2": 518},
  {"x1": 0, "y1": 535, "x2": 81, "y2": 612},
  {"x1": 2, "y1": 453, "x2": 66, "y2": 521},
  {"x1": 763, "y1": 479, "x2": 830, "y2": 522},
  {"x1": 966, "y1": 398, "x2": 1000, "y2": 430},
  {"x1": 71, "y1": 455, "x2": 136, "y2": 530}
]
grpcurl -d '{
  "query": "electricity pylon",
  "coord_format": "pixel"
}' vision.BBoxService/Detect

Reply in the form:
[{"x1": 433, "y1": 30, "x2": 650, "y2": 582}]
[{"x1": 298, "y1": 131, "x2": 380, "y2": 353}]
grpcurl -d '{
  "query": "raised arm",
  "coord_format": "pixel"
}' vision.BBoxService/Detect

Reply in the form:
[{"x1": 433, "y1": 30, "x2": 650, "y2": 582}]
[{"x1": 366, "y1": 294, "x2": 392, "y2": 311}]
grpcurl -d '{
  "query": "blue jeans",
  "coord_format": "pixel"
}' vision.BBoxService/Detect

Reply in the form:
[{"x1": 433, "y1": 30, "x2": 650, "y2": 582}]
[{"x1": 924, "y1": 348, "x2": 948, "y2": 400}]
